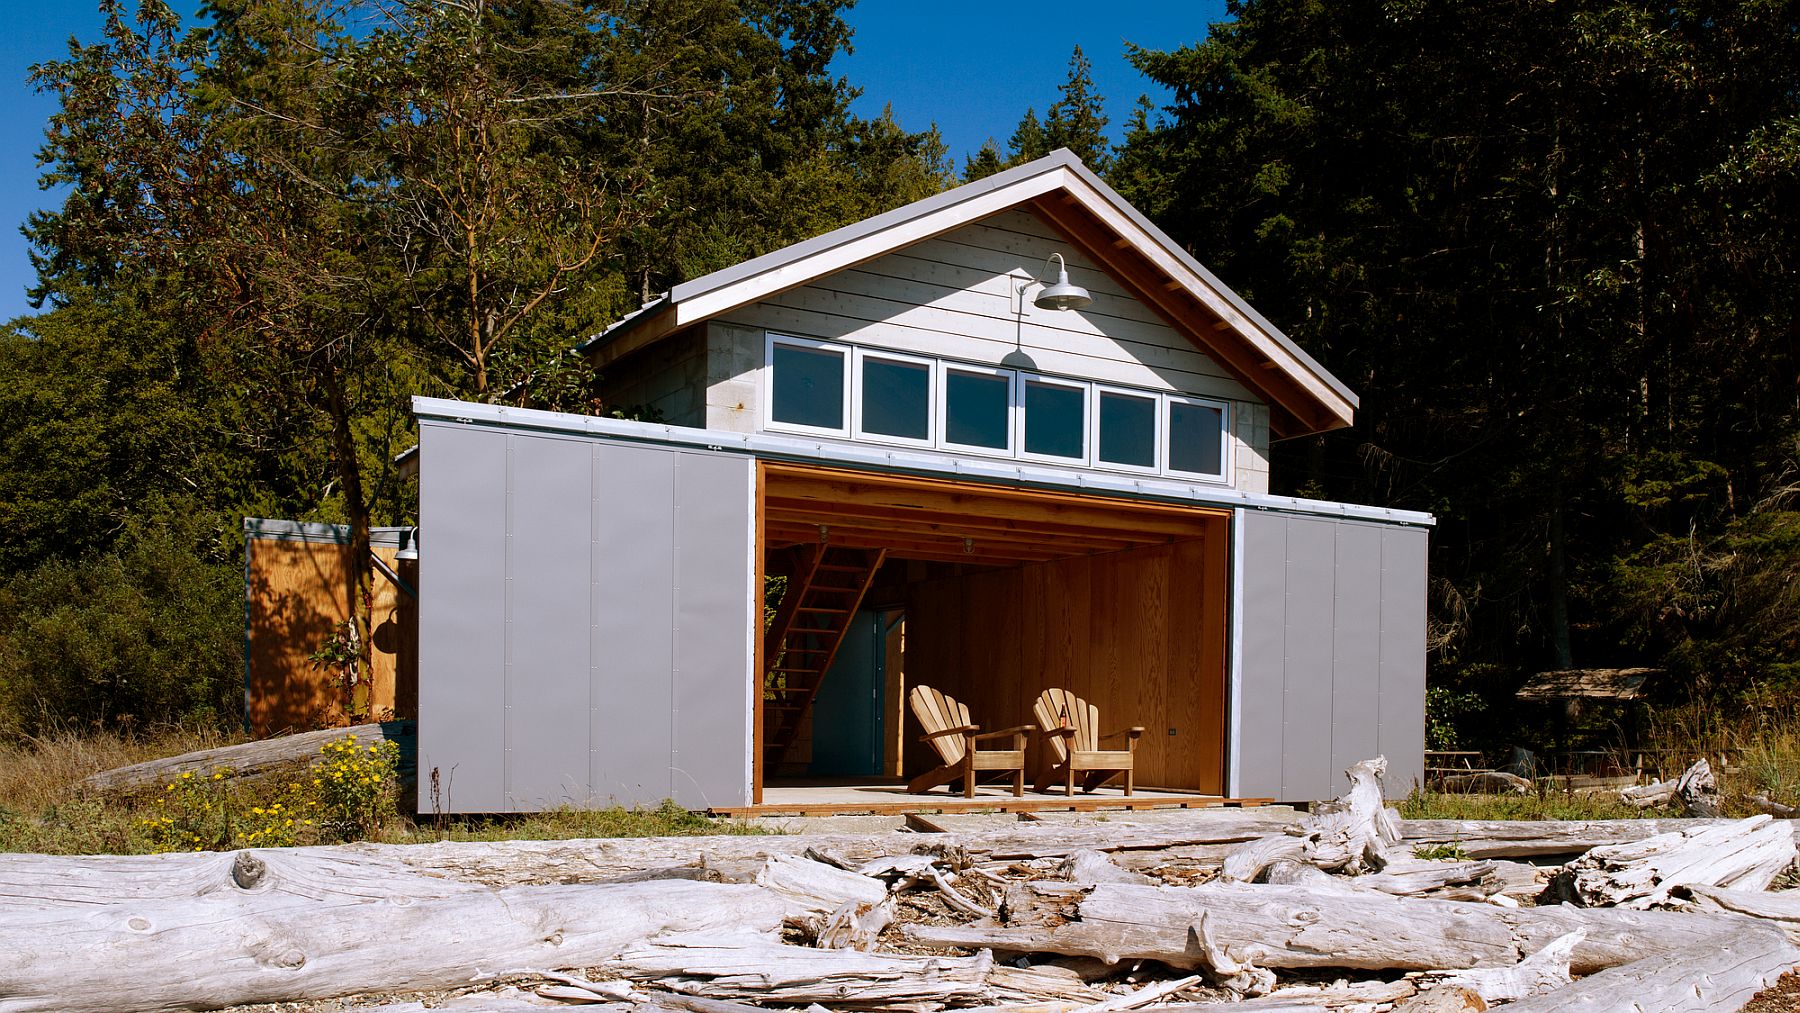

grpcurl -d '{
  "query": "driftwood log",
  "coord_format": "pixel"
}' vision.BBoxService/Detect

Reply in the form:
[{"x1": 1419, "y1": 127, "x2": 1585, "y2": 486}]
[
  {"x1": 1547, "y1": 814, "x2": 1797, "y2": 909},
  {"x1": 1501, "y1": 921, "x2": 1798, "y2": 1012},
  {"x1": 1674, "y1": 757, "x2": 1723, "y2": 818},
  {"x1": 907, "y1": 880, "x2": 1765, "y2": 974},
  {"x1": 14, "y1": 812, "x2": 1798, "y2": 918},
  {"x1": 81, "y1": 721, "x2": 416, "y2": 793},
  {"x1": 1620, "y1": 778, "x2": 1677, "y2": 809},
  {"x1": 1680, "y1": 885, "x2": 1800, "y2": 942},
  {"x1": 1400, "y1": 817, "x2": 1800, "y2": 859},
  {"x1": 7, "y1": 788, "x2": 1800, "y2": 1013},
  {"x1": 1222, "y1": 757, "x2": 1398, "y2": 882},
  {"x1": 1427, "y1": 928, "x2": 1582, "y2": 1002},
  {"x1": 602, "y1": 933, "x2": 995, "y2": 1003},
  {"x1": 0, "y1": 878, "x2": 795, "y2": 1013}
]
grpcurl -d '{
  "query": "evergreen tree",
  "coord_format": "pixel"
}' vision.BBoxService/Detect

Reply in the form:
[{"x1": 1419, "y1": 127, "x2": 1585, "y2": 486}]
[
  {"x1": 1116, "y1": 1, "x2": 1800, "y2": 697},
  {"x1": 963, "y1": 139, "x2": 1006, "y2": 182},
  {"x1": 1044, "y1": 45, "x2": 1109, "y2": 171},
  {"x1": 1007, "y1": 107, "x2": 1048, "y2": 163}
]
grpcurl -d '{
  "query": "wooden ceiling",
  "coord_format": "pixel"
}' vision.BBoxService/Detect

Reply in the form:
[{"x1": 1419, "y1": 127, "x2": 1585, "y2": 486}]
[{"x1": 761, "y1": 463, "x2": 1225, "y2": 566}]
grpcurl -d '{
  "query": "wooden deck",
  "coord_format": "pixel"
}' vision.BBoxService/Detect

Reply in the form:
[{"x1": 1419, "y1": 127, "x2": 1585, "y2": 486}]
[{"x1": 709, "y1": 778, "x2": 1273, "y2": 817}]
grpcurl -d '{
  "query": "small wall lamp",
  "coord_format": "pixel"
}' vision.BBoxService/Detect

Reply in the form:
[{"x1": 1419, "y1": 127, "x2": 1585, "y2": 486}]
[{"x1": 1021, "y1": 252, "x2": 1093, "y2": 312}]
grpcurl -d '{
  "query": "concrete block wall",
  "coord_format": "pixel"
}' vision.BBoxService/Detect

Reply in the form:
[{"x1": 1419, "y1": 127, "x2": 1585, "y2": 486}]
[
  {"x1": 594, "y1": 326, "x2": 707, "y2": 427},
  {"x1": 1234, "y1": 403, "x2": 1271, "y2": 495},
  {"x1": 705, "y1": 321, "x2": 764, "y2": 434}
]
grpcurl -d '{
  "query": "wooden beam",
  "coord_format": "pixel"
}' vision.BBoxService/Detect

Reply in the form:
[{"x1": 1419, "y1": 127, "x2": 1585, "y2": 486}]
[
  {"x1": 763, "y1": 464, "x2": 1229, "y2": 528},
  {"x1": 763, "y1": 508, "x2": 1156, "y2": 554},
  {"x1": 764, "y1": 526, "x2": 1069, "y2": 564},
  {"x1": 762, "y1": 492, "x2": 1214, "y2": 541},
  {"x1": 709, "y1": 795, "x2": 1275, "y2": 818},
  {"x1": 583, "y1": 310, "x2": 682, "y2": 368}
]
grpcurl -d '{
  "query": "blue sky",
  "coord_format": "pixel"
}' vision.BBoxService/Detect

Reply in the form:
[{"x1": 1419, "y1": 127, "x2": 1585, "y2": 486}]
[{"x1": 0, "y1": 1, "x2": 1227, "y2": 323}]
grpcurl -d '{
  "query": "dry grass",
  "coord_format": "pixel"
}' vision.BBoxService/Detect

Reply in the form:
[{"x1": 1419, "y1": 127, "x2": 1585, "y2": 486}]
[
  {"x1": 0, "y1": 724, "x2": 242, "y2": 805},
  {"x1": 1403, "y1": 704, "x2": 1800, "y2": 821},
  {"x1": 1399, "y1": 786, "x2": 1649, "y2": 821},
  {"x1": 0, "y1": 724, "x2": 244, "y2": 853},
  {"x1": 0, "y1": 725, "x2": 764, "y2": 855}
]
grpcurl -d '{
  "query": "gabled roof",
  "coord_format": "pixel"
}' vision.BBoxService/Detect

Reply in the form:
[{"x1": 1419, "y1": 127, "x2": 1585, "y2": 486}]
[{"x1": 578, "y1": 149, "x2": 1358, "y2": 438}]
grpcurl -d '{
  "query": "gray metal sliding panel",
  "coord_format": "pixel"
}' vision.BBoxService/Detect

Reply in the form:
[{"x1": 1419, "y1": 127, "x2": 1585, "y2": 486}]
[
  {"x1": 669, "y1": 453, "x2": 755, "y2": 809},
  {"x1": 1378, "y1": 527, "x2": 1429, "y2": 794},
  {"x1": 1233, "y1": 512, "x2": 1288, "y2": 800},
  {"x1": 503, "y1": 434, "x2": 595, "y2": 810},
  {"x1": 1235, "y1": 510, "x2": 1429, "y2": 803},
  {"x1": 1329, "y1": 523, "x2": 1384, "y2": 783},
  {"x1": 416, "y1": 422, "x2": 509, "y2": 814},
  {"x1": 1279, "y1": 518, "x2": 1338, "y2": 801},
  {"x1": 589, "y1": 444, "x2": 677, "y2": 804}
]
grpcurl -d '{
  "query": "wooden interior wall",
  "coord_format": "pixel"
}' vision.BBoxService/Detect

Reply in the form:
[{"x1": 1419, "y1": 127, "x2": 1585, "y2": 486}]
[
  {"x1": 245, "y1": 539, "x2": 416, "y2": 735},
  {"x1": 903, "y1": 527, "x2": 1228, "y2": 793}
]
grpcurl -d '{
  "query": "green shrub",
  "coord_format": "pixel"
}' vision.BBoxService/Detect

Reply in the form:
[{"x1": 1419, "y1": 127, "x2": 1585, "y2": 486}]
[{"x1": 0, "y1": 509, "x2": 241, "y2": 735}]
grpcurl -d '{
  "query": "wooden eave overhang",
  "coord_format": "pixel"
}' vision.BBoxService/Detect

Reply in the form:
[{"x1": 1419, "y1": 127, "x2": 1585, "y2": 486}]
[{"x1": 576, "y1": 149, "x2": 1358, "y2": 439}]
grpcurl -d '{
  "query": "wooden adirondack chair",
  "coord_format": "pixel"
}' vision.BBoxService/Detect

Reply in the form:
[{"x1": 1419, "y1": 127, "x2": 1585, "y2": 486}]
[
  {"x1": 1033, "y1": 687, "x2": 1144, "y2": 795},
  {"x1": 906, "y1": 686, "x2": 1034, "y2": 797}
]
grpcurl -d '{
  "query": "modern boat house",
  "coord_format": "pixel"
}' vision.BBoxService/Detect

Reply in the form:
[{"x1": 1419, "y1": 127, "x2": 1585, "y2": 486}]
[{"x1": 411, "y1": 150, "x2": 1432, "y2": 815}]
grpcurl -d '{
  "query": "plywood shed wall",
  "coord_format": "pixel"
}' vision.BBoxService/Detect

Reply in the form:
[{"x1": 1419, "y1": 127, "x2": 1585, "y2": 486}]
[
  {"x1": 243, "y1": 519, "x2": 417, "y2": 736},
  {"x1": 902, "y1": 529, "x2": 1230, "y2": 794}
]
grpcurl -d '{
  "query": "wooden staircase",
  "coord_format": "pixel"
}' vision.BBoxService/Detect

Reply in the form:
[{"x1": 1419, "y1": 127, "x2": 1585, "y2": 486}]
[{"x1": 762, "y1": 544, "x2": 887, "y2": 772}]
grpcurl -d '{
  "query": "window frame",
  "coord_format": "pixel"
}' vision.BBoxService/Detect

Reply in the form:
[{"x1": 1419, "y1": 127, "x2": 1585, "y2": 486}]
[
  {"x1": 1162, "y1": 394, "x2": 1234, "y2": 483},
  {"x1": 1089, "y1": 383, "x2": 1163, "y2": 476},
  {"x1": 935, "y1": 360, "x2": 1017, "y2": 458},
  {"x1": 1016, "y1": 372, "x2": 1092, "y2": 467},
  {"x1": 759, "y1": 331, "x2": 1240, "y2": 485},
  {"x1": 850, "y1": 347, "x2": 937, "y2": 449},
  {"x1": 763, "y1": 334, "x2": 851, "y2": 439}
]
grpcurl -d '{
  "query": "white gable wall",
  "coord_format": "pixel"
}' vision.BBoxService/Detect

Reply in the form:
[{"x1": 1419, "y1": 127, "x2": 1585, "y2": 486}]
[{"x1": 701, "y1": 208, "x2": 1272, "y2": 493}]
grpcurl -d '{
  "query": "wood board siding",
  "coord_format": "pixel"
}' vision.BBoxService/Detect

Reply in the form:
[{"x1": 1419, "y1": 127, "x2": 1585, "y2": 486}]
[
  {"x1": 901, "y1": 530, "x2": 1229, "y2": 794},
  {"x1": 705, "y1": 208, "x2": 1272, "y2": 492},
  {"x1": 244, "y1": 532, "x2": 414, "y2": 736}
]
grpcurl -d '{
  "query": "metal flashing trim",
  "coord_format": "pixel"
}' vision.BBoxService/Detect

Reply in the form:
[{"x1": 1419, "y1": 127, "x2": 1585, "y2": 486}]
[
  {"x1": 573, "y1": 294, "x2": 672, "y2": 355},
  {"x1": 665, "y1": 154, "x2": 1077, "y2": 306},
  {"x1": 243, "y1": 517, "x2": 410, "y2": 547},
  {"x1": 1226, "y1": 507, "x2": 1247, "y2": 799},
  {"x1": 412, "y1": 397, "x2": 1435, "y2": 528}
]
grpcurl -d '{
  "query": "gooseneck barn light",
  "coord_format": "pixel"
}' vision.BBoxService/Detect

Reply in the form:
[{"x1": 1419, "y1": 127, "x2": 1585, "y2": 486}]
[{"x1": 1028, "y1": 252, "x2": 1093, "y2": 311}]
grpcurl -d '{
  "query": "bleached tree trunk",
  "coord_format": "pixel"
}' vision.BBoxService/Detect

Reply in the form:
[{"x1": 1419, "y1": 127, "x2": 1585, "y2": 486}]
[
  {"x1": 0, "y1": 879, "x2": 793, "y2": 1013},
  {"x1": 906, "y1": 880, "x2": 1768, "y2": 974},
  {"x1": 82, "y1": 722, "x2": 413, "y2": 793},
  {"x1": 1223, "y1": 757, "x2": 1399, "y2": 882},
  {"x1": 1549, "y1": 815, "x2": 1797, "y2": 909},
  {"x1": 1500, "y1": 922, "x2": 1799, "y2": 1013},
  {"x1": 1401, "y1": 818, "x2": 1800, "y2": 859},
  {"x1": 601, "y1": 933, "x2": 994, "y2": 1003}
]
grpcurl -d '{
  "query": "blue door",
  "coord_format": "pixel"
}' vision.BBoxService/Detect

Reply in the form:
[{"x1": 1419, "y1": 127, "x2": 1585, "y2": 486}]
[{"x1": 808, "y1": 609, "x2": 885, "y2": 776}]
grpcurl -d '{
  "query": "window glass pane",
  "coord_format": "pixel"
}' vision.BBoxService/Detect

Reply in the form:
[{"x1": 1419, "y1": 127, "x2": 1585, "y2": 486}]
[
  {"x1": 861, "y1": 357, "x2": 930, "y2": 440},
  {"x1": 1169, "y1": 402, "x2": 1225, "y2": 475},
  {"x1": 1024, "y1": 380, "x2": 1085, "y2": 459},
  {"x1": 770, "y1": 344, "x2": 844, "y2": 430},
  {"x1": 945, "y1": 370, "x2": 1009, "y2": 449},
  {"x1": 1098, "y1": 391, "x2": 1156, "y2": 467}
]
